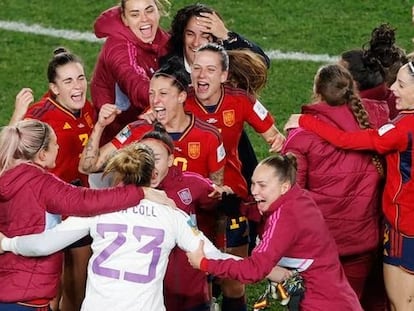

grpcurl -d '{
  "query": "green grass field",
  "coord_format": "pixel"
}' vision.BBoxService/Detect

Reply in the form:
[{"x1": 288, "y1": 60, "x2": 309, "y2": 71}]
[{"x1": 1, "y1": 1, "x2": 413, "y2": 309}]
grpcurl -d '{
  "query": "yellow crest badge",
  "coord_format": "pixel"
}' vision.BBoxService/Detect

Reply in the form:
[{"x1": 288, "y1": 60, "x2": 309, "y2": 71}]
[
  {"x1": 223, "y1": 110, "x2": 235, "y2": 127},
  {"x1": 188, "y1": 142, "x2": 201, "y2": 159}
]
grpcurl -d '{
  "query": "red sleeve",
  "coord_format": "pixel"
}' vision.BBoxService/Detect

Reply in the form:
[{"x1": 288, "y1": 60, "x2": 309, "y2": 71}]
[
  {"x1": 299, "y1": 114, "x2": 374, "y2": 149},
  {"x1": 102, "y1": 37, "x2": 150, "y2": 110},
  {"x1": 38, "y1": 173, "x2": 144, "y2": 216},
  {"x1": 244, "y1": 97, "x2": 275, "y2": 134},
  {"x1": 207, "y1": 134, "x2": 226, "y2": 174},
  {"x1": 203, "y1": 208, "x2": 298, "y2": 283},
  {"x1": 111, "y1": 123, "x2": 148, "y2": 149},
  {"x1": 299, "y1": 114, "x2": 404, "y2": 154}
]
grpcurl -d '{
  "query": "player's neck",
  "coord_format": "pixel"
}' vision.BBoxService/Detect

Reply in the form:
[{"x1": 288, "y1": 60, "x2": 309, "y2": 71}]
[
  {"x1": 165, "y1": 112, "x2": 190, "y2": 133},
  {"x1": 198, "y1": 89, "x2": 222, "y2": 107}
]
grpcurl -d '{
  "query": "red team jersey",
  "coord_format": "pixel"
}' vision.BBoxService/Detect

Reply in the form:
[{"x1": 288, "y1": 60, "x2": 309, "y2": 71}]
[
  {"x1": 186, "y1": 85, "x2": 274, "y2": 198},
  {"x1": 159, "y1": 166, "x2": 218, "y2": 310},
  {"x1": 26, "y1": 92, "x2": 95, "y2": 186},
  {"x1": 112, "y1": 113, "x2": 226, "y2": 178}
]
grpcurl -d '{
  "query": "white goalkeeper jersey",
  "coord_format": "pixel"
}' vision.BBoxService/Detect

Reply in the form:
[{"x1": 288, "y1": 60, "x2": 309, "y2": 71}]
[{"x1": 2, "y1": 199, "x2": 233, "y2": 311}]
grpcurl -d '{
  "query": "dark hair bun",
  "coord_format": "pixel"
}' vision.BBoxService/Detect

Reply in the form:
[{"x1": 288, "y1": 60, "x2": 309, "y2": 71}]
[
  {"x1": 157, "y1": 56, "x2": 190, "y2": 90},
  {"x1": 53, "y1": 47, "x2": 69, "y2": 56},
  {"x1": 165, "y1": 56, "x2": 185, "y2": 72}
]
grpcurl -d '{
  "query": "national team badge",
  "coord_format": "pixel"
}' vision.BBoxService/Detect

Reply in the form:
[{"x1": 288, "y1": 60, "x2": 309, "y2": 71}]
[
  {"x1": 223, "y1": 110, "x2": 235, "y2": 127},
  {"x1": 178, "y1": 188, "x2": 193, "y2": 205},
  {"x1": 188, "y1": 142, "x2": 200, "y2": 159}
]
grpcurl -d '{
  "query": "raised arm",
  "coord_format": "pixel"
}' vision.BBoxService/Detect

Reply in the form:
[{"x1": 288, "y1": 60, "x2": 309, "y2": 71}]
[
  {"x1": 196, "y1": 11, "x2": 270, "y2": 67},
  {"x1": 79, "y1": 104, "x2": 119, "y2": 173},
  {"x1": 9, "y1": 88, "x2": 34, "y2": 126}
]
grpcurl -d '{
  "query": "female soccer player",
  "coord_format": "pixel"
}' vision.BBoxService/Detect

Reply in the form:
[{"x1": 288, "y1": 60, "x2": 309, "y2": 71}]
[
  {"x1": 282, "y1": 64, "x2": 388, "y2": 301},
  {"x1": 0, "y1": 142, "x2": 233, "y2": 311},
  {"x1": 0, "y1": 119, "x2": 168, "y2": 310},
  {"x1": 91, "y1": 0, "x2": 170, "y2": 144},
  {"x1": 284, "y1": 61, "x2": 414, "y2": 311},
  {"x1": 187, "y1": 154, "x2": 363, "y2": 311},
  {"x1": 185, "y1": 43, "x2": 285, "y2": 311},
  {"x1": 8, "y1": 47, "x2": 98, "y2": 311}
]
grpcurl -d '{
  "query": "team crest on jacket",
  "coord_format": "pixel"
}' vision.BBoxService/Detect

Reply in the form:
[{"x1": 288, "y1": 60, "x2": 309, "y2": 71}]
[
  {"x1": 188, "y1": 142, "x2": 200, "y2": 159},
  {"x1": 178, "y1": 188, "x2": 193, "y2": 205},
  {"x1": 223, "y1": 110, "x2": 235, "y2": 127}
]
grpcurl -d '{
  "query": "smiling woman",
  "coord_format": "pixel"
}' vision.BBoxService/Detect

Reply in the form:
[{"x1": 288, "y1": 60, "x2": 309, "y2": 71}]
[
  {"x1": 10, "y1": 47, "x2": 94, "y2": 187},
  {"x1": 186, "y1": 153, "x2": 363, "y2": 311},
  {"x1": 90, "y1": 0, "x2": 171, "y2": 145},
  {"x1": 10, "y1": 47, "x2": 97, "y2": 311}
]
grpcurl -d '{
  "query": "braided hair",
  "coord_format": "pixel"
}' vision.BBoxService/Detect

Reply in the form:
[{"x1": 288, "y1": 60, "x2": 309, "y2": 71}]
[{"x1": 313, "y1": 64, "x2": 384, "y2": 176}]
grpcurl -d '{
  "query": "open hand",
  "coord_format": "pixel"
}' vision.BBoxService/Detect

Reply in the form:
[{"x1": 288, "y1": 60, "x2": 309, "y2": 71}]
[{"x1": 197, "y1": 12, "x2": 228, "y2": 40}]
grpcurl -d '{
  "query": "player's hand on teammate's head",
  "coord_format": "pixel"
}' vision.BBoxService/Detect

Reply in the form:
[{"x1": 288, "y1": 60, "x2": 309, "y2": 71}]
[{"x1": 197, "y1": 12, "x2": 228, "y2": 41}]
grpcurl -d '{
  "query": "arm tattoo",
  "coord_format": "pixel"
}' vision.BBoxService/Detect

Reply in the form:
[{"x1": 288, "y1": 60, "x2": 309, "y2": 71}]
[{"x1": 210, "y1": 167, "x2": 224, "y2": 186}]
